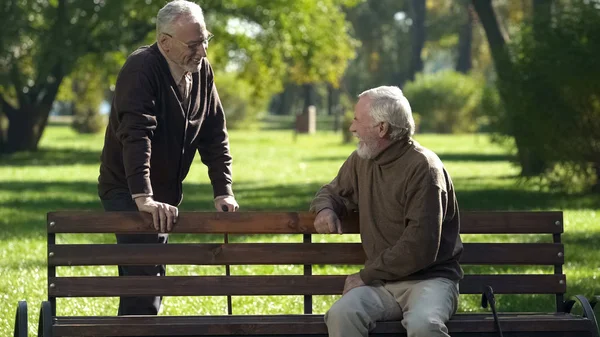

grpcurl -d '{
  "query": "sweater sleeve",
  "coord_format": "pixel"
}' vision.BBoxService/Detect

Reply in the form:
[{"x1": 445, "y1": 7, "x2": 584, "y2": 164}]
[
  {"x1": 197, "y1": 66, "x2": 233, "y2": 198},
  {"x1": 114, "y1": 69, "x2": 158, "y2": 196},
  {"x1": 359, "y1": 163, "x2": 448, "y2": 284},
  {"x1": 309, "y1": 152, "x2": 359, "y2": 217}
]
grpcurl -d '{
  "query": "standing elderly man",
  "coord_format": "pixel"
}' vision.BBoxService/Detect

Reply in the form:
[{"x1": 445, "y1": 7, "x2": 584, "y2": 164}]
[
  {"x1": 310, "y1": 86, "x2": 463, "y2": 337},
  {"x1": 98, "y1": 0, "x2": 238, "y2": 315}
]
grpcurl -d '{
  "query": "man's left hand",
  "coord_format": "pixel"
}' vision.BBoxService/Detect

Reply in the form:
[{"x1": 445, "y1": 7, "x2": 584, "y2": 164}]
[
  {"x1": 215, "y1": 195, "x2": 239, "y2": 212},
  {"x1": 343, "y1": 273, "x2": 365, "y2": 295}
]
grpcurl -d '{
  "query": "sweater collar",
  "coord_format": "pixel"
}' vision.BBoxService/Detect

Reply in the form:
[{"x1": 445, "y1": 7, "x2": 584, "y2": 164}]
[{"x1": 372, "y1": 138, "x2": 414, "y2": 166}]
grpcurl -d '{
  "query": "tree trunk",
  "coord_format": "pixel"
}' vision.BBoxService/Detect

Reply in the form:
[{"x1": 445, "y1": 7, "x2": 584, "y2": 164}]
[
  {"x1": 471, "y1": 0, "x2": 510, "y2": 81},
  {"x1": 593, "y1": 162, "x2": 600, "y2": 193},
  {"x1": 328, "y1": 84, "x2": 341, "y2": 132},
  {"x1": 533, "y1": 0, "x2": 553, "y2": 20},
  {"x1": 408, "y1": 0, "x2": 426, "y2": 81},
  {"x1": 456, "y1": 4, "x2": 473, "y2": 73},
  {"x1": 533, "y1": 0, "x2": 553, "y2": 39},
  {"x1": 472, "y1": 0, "x2": 546, "y2": 176},
  {"x1": 4, "y1": 105, "x2": 50, "y2": 153},
  {"x1": 303, "y1": 83, "x2": 315, "y2": 112}
]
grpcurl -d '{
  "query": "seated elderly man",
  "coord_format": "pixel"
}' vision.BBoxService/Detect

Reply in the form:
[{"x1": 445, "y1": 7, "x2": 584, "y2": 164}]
[{"x1": 310, "y1": 86, "x2": 463, "y2": 337}]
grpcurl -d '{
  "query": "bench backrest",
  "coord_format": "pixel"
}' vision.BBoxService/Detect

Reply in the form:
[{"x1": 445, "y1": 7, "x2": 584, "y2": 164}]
[{"x1": 46, "y1": 211, "x2": 565, "y2": 316}]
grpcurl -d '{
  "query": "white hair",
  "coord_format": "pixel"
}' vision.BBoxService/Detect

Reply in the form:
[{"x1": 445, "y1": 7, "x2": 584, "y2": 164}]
[
  {"x1": 156, "y1": 0, "x2": 205, "y2": 37},
  {"x1": 359, "y1": 86, "x2": 415, "y2": 140}
]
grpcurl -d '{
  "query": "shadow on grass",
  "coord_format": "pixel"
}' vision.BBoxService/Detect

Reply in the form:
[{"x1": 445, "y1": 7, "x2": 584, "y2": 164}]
[
  {"x1": 303, "y1": 153, "x2": 516, "y2": 164},
  {"x1": 438, "y1": 153, "x2": 515, "y2": 162},
  {"x1": 0, "y1": 148, "x2": 101, "y2": 166}
]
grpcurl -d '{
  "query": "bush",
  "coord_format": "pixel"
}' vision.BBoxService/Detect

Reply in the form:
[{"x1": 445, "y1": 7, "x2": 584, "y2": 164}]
[
  {"x1": 342, "y1": 109, "x2": 354, "y2": 144},
  {"x1": 215, "y1": 71, "x2": 268, "y2": 129},
  {"x1": 403, "y1": 71, "x2": 488, "y2": 134},
  {"x1": 72, "y1": 107, "x2": 104, "y2": 134},
  {"x1": 496, "y1": 3, "x2": 600, "y2": 191},
  {"x1": 68, "y1": 77, "x2": 105, "y2": 134}
]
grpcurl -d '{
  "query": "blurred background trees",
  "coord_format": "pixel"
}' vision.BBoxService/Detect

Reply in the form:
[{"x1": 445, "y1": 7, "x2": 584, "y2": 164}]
[{"x1": 1, "y1": 0, "x2": 599, "y2": 192}]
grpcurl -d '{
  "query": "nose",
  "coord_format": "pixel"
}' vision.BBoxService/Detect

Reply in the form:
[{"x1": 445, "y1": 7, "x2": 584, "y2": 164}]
[
  {"x1": 349, "y1": 120, "x2": 357, "y2": 133},
  {"x1": 195, "y1": 44, "x2": 207, "y2": 58}
]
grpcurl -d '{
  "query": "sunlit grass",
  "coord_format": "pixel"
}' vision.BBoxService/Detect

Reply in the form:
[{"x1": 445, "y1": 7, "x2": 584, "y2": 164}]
[{"x1": 1, "y1": 124, "x2": 599, "y2": 335}]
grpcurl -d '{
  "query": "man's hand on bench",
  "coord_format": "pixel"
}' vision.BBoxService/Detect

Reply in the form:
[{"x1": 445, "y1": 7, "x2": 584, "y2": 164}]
[
  {"x1": 134, "y1": 196, "x2": 179, "y2": 232},
  {"x1": 314, "y1": 208, "x2": 342, "y2": 234},
  {"x1": 214, "y1": 195, "x2": 239, "y2": 212}
]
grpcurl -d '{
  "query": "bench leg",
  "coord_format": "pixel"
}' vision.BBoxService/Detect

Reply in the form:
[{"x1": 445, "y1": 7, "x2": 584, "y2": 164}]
[
  {"x1": 13, "y1": 300, "x2": 27, "y2": 337},
  {"x1": 38, "y1": 301, "x2": 53, "y2": 337}
]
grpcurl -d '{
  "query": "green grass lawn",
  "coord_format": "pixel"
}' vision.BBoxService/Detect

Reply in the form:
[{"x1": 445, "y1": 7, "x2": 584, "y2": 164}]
[{"x1": 1, "y1": 124, "x2": 599, "y2": 335}]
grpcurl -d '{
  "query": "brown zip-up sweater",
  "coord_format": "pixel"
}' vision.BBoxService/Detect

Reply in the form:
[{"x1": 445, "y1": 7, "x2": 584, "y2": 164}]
[
  {"x1": 98, "y1": 43, "x2": 232, "y2": 206},
  {"x1": 310, "y1": 139, "x2": 463, "y2": 284}
]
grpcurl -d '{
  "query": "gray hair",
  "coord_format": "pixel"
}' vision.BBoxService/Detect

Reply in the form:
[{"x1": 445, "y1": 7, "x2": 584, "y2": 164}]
[
  {"x1": 358, "y1": 86, "x2": 415, "y2": 140},
  {"x1": 156, "y1": 0, "x2": 205, "y2": 37}
]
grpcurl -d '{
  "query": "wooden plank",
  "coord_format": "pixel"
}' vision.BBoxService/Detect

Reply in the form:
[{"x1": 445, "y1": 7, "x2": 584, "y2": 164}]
[
  {"x1": 459, "y1": 274, "x2": 566, "y2": 294},
  {"x1": 47, "y1": 212, "x2": 318, "y2": 234},
  {"x1": 47, "y1": 211, "x2": 563, "y2": 234},
  {"x1": 49, "y1": 243, "x2": 563, "y2": 266},
  {"x1": 460, "y1": 243, "x2": 563, "y2": 265},
  {"x1": 460, "y1": 211, "x2": 563, "y2": 234},
  {"x1": 48, "y1": 243, "x2": 365, "y2": 266},
  {"x1": 52, "y1": 314, "x2": 594, "y2": 336},
  {"x1": 48, "y1": 274, "x2": 566, "y2": 297}
]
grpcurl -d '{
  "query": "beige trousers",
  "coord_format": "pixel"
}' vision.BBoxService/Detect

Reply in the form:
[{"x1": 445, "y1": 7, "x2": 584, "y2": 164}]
[{"x1": 324, "y1": 277, "x2": 459, "y2": 337}]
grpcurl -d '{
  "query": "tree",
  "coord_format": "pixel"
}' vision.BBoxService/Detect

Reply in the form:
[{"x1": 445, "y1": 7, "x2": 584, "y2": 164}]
[
  {"x1": 0, "y1": 0, "x2": 158, "y2": 153},
  {"x1": 472, "y1": 0, "x2": 547, "y2": 176},
  {"x1": 0, "y1": 0, "x2": 358, "y2": 154},
  {"x1": 455, "y1": 2, "x2": 473, "y2": 73},
  {"x1": 407, "y1": 0, "x2": 426, "y2": 81},
  {"x1": 507, "y1": 1, "x2": 600, "y2": 191}
]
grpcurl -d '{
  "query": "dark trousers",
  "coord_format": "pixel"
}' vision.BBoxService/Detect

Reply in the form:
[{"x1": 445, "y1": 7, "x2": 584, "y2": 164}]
[{"x1": 101, "y1": 193, "x2": 168, "y2": 315}]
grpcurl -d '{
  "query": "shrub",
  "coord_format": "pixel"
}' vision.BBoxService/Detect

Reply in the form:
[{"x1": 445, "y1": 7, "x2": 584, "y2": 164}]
[
  {"x1": 72, "y1": 107, "x2": 104, "y2": 134},
  {"x1": 215, "y1": 71, "x2": 268, "y2": 129},
  {"x1": 403, "y1": 71, "x2": 487, "y2": 134}
]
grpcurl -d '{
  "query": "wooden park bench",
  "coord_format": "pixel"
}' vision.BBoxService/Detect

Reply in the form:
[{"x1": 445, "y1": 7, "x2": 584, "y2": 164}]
[{"x1": 26, "y1": 211, "x2": 599, "y2": 336}]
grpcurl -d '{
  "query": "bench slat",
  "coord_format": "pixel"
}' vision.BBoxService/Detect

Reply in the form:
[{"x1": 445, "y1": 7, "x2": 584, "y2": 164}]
[
  {"x1": 52, "y1": 314, "x2": 593, "y2": 336},
  {"x1": 49, "y1": 243, "x2": 564, "y2": 266},
  {"x1": 49, "y1": 274, "x2": 566, "y2": 297},
  {"x1": 47, "y1": 211, "x2": 563, "y2": 234}
]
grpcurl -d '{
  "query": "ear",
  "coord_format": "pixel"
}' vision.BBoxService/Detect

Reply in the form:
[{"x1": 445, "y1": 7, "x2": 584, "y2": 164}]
[
  {"x1": 378, "y1": 122, "x2": 389, "y2": 138},
  {"x1": 158, "y1": 33, "x2": 170, "y2": 52}
]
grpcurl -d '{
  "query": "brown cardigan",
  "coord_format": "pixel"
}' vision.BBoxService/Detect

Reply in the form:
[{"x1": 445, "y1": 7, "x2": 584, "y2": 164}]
[
  {"x1": 98, "y1": 43, "x2": 233, "y2": 206},
  {"x1": 310, "y1": 139, "x2": 463, "y2": 284}
]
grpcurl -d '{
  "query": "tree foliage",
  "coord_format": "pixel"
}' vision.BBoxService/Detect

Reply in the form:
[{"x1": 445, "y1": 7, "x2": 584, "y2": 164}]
[
  {"x1": 0, "y1": 0, "x2": 358, "y2": 153},
  {"x1": 498, "y1": 2, "x2": 600, "y2": 191}
]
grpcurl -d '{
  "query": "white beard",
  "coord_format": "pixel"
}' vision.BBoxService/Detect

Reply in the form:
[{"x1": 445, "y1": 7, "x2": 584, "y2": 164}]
[
  {"x1": 356, "y1": 140, "x2": 378, "y2": 159},
  {"x1": 183, "y1": 60, "x2": 202, "y2": 73}
]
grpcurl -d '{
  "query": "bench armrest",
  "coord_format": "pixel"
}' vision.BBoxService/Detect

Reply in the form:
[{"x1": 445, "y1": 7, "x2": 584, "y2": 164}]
[{"x1": 565, "y1": 295, "x2": 599, "y2": 337}]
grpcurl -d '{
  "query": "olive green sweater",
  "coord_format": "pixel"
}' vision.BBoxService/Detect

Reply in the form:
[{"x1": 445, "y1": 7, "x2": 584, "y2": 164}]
[{"x1": 310, "y1": 139, "x2": 463, "y2": 284}]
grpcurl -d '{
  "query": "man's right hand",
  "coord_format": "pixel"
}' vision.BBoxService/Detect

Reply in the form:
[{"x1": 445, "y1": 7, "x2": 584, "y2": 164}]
[
  {"x1": 314, "y1": 208, "x2": 342, "y2": 234},
  {"x1": 134, "y1": 196, "x2": 179, "y2": 233}
]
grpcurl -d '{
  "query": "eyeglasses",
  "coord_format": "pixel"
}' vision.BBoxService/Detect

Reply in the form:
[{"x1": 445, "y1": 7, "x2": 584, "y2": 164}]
[{"x1": 163, "y1": 32, "x2": 214, "y2": 52}]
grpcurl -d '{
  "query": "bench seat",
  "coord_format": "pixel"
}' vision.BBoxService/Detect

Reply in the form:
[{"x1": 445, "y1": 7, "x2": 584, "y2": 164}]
[{"x1": 52, "y1": 313, "x2": 595, "y2": 336}]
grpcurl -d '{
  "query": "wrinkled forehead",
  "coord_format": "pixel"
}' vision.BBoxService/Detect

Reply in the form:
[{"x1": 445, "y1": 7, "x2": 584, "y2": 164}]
[
  {"x1": 172, "y1": 16, "x2": 209, "y2": 39},
  {"x1": 356, "y1": 96, "x2": 372, "y2": 115}
]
